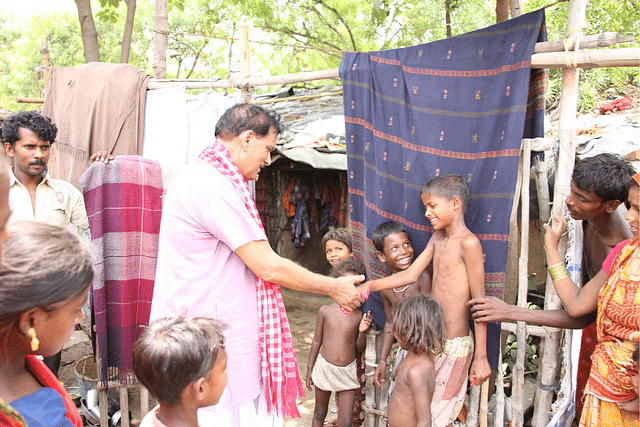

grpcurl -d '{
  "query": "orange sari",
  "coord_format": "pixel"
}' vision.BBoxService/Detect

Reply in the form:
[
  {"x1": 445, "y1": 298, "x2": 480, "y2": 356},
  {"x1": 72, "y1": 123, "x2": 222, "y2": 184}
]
[{"x1": 579, "y1": 238, "x2": 639, "y2": 427}]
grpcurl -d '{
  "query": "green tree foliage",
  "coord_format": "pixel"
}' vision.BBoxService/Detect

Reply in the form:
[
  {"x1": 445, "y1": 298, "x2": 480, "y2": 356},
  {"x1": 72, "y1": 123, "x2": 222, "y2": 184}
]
[
  {"x1": 525, "y1": 0, "x2": 639, "y2": 112},
  {"x1": 0, "y1": 0, "x2": 637, "y2": 110}
]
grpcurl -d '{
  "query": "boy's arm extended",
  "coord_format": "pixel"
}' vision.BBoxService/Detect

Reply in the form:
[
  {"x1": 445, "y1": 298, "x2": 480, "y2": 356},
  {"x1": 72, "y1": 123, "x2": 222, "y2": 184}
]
[
  {"x1": 374, "y1": 294, "x2": 395, "y2": 388},
  {"x1": 463, "y1": 236, "x2": 491, "y2": 386},
  {"x1": 543, "y1": 217, "x2": 605, "y2": 317},
  {"x1": 409, "y1": 366, "x2": 433, "y2": 427},
  {"x1": 468, "y1": 296, "x2": 595, "y2": 329},
  {"x1": 306, "y1": 308, "x2": 326, "y2": 390},
  {"x1": 364, "y1": 240, "x2": 435, "y2": 294},
  {"x1": 356, "y1": 311, "x2": 372, "y2": 354}
]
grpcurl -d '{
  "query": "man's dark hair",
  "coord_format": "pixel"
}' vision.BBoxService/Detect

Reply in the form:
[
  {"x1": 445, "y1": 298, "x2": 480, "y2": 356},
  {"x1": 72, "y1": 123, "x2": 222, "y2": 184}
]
[
  {"x1": 1, "y1": 110, "x2": 57, "y2": 146},
  {"x1": 331, "y1": 257, "x2": 366, "y2": 278},
  {"x1": 420, "y1": 173, "x2": 471, "y2": 213},
  {"x1": 372, "y1": 220, "x2": 408, "y2": 253},
  {"x1": 572, "y1": 153, "x2": 636, "y2": 203},
  {"x1": 215, "y1": 104, "x2": 283, "y2": 140}
]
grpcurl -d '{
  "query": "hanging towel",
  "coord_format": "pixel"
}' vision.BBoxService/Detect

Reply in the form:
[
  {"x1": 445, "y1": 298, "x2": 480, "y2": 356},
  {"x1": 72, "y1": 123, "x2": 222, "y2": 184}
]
[{"x1": 79, "y1": 156, "x2": 164, "y2": 386}]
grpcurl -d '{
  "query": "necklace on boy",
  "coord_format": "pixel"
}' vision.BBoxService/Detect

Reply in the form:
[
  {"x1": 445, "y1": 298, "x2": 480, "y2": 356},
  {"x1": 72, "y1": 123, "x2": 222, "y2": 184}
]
[{"x1": 392, "y1": 285, "x2": 410, "y2": 294}]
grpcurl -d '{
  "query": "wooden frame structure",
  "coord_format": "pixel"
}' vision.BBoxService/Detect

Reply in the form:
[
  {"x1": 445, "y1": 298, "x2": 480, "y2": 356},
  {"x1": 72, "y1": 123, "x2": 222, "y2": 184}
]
[{"x1": 22, "y1": 1, "x2": 637, "y2": 426}]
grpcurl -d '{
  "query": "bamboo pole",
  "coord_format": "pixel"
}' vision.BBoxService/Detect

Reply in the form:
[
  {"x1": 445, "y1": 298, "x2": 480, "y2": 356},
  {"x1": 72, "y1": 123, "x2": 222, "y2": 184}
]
[
  {"x1": 509, "y1": 0, "x2": 524, "y2": 19},
  {"x1": 239, "y1": 24, "x2": 251, "y2": 102},
  {"x1": 533, "y1": 159, "x2": 551, "y2": 223},
  {"x1": 512, "y1": 137, "x2": 531, "y2": 427},
  {"x1": 533, "y1": 0, "x2": 586, "y2": 425},
  {"x1": 140, "y1": 387, "x2": 149, "y2": 419},
  {"x1": 467, "y1": 385, "x2": 480, "y2": 427},
  {"x1": 146, "y1": 47, "x2": 640, "y2": 90},
  {"x1": 15, "y1": 97, "x2": 44, "y2": 104},
  {"x1": 119, "y1": 387, "x2": 129, "y2": 427},
  {"x1": 40, "y1": 41, "x2": 51, "y2": 95},
  {"x1": 480, "y1": 381, "x2": 489, "y2": 427},
  {"x1": 364, "y1": 329, "x2": 378, "y2": 427},
  {"x1": 152, "y1": 0, "x2": 168, "y2": 79},
  {"x1": 495, "y1": 342, "x2": 505, "y2": 427},
  {"x1": 501, "y1": 322, "x2": 561, "y2": 337},
  {"x1": 533, "y1": 33, "x2": 634, "y2": 53},
  {"x1": 532, "y1": 48, "x2": 640, "y2": 69}
]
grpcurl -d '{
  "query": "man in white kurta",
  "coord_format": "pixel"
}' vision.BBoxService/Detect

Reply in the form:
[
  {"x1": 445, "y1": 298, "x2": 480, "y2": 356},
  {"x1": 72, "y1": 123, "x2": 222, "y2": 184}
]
[{"x1": 149, "y1": 104, "x2": 365, "y2": 427}]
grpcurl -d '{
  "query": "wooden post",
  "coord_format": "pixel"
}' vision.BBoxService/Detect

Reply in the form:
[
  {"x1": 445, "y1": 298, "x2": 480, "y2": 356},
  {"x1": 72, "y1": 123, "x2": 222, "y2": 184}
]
[
  {"x1": 495, "y1": 342, "x2": 505, "y2": 427},
  {"x1": 239, "y1": 24, "x2": 251, "y2": 102},
  {"x1": 364, "y1": 330, "x2": 378, "y2": 427},
  {"x1": 480, "y1": 382, "x2": 489, "y2": 427},
  {"x1": 467, "y1": 385, "x2": 480, "y2": 427},
  {"x1": 40, "y1": 41, "x2": 51, "y2": 96},
  {"x1": 153, "y1": 0, "x2": 168, "y2": 79},
  {"x1": 533, "y1": 1, "x2": 587, "y2": 426},
  {"x1": 512, "y1": 137, "x2": 531, "y2": 427},
  {"x1": 509, "y1": 0, "x2": 524, "y2": 18},
  {"x1": 140, "y1": 386, "x2": 149, "y2": 419},
  {"x1": 119, "y1": 387, "x2": 129, "y2": 427}
]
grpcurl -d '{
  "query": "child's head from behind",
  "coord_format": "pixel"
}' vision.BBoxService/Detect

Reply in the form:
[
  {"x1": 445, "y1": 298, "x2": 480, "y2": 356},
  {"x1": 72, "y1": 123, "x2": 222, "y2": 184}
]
[
  {"x1": 421, "y1": 173, "x2": 470, "y2": 230},
  {"x1": 372, "y1": 221, "x2": 414, "y2": 273},
  {"x1": 133, "y1": 316, "x2": 227, "y2": 408},
  {"x1": 391, "y1": 294, "x2": 445, "y2": 356},
  {"x1": 567, "y1": 153, "x2": 636, "y2": 221},
  {"x1": 331, "y1": 257, "x2": 366, "y2": 281},
  {"x1": 322, "y1": 228, "x2": 353, "y2": 267}
]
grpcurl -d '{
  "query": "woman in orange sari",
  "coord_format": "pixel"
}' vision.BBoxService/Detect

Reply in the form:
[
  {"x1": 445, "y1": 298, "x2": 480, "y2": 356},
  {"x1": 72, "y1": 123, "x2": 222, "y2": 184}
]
[{"x1": 544, "y1": 172, "x2": 639, "y2": 426}]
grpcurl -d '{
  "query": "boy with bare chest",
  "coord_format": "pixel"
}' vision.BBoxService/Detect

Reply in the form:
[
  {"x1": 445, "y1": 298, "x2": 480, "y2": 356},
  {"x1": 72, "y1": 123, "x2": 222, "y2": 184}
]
[
  {"x1": 366, "y1": 173, "x2": 491, "y2": 427},
  {"x1": 387, "y1": 295, "x2": 446, "y2": 427},
  {"x1": 306, "y1": 258, "x2": 373, "y2": 427},
  {"x1": 371, "y1": 221, "x2": 431, "y2": 388}
]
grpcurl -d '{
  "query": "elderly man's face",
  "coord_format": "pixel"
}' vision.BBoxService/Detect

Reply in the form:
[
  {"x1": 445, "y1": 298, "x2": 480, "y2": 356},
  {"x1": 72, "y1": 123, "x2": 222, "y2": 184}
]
[{"x1": 238, "y1": 127, "x2": 277, "y2": 181}]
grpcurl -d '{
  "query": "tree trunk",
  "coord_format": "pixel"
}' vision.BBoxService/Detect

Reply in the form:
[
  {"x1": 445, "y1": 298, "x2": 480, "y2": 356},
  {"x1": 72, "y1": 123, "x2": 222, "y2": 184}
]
[
  {"x1": 495, "y1": 0, "x2": 510, "y2": 23},
  {"x1": 75, "y1": 0, "x2": 101, "y2": 62},
  {"x1": 153, "y1": 0, "x2": 168, "y2": 78},
  {"x1": 120, "y1": 0, "x2": 137, "y2": 63}
]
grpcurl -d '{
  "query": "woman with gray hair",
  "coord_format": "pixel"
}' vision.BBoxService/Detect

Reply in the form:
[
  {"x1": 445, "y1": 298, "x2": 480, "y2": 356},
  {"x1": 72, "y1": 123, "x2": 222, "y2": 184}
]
[{"x1": 0, "y1": 221, "x2": 94, "y2": 427}]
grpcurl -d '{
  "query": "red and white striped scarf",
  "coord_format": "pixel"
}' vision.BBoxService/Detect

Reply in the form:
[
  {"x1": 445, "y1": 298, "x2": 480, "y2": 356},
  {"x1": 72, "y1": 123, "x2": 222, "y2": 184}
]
[{"x1": 199, "y1": 141, "x2": 304, "y2": 418}]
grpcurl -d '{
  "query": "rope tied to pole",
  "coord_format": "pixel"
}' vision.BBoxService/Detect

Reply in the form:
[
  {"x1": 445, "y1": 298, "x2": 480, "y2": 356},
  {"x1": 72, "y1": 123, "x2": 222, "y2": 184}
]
[{"x1": 563, "y1": 25, "x2": 586, "y2": 68}]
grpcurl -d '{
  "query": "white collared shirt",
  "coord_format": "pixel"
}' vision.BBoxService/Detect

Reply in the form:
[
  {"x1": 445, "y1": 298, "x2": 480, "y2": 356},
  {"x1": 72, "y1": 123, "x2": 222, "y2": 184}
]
[{"x1": 8, "y1": 167, "x2": 91, "y2": 242}]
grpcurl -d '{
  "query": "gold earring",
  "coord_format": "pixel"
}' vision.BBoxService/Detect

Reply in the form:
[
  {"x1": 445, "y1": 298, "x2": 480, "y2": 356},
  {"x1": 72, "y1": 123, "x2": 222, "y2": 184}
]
[{"x1": 28, "y1": 327, "x2": 39, "y2": 352}]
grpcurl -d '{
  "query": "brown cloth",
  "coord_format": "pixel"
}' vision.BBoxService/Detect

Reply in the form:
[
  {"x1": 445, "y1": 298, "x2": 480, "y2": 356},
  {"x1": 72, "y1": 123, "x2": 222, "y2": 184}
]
[{"x1": 42, "y1": 62, "x2": 151, "y2": 189}]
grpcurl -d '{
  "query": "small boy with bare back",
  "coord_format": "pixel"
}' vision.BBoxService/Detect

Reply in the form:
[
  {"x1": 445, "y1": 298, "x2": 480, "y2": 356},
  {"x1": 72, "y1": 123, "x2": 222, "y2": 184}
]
[
  {"x1": 387, "y1": 294, "x2": 446, "y2": 427},
  {"x1": 365, "y1": 173, "x2": 491, "y2": 427},
  {"x1": 306, "y1": 258, "x2": 373, "y2": 427},
  {"x1": 132, "y1": 316, "x2": 228, "y2": 427},
  {"x1": 371, "y1": 221, "x2": 431, "y2": 388}
]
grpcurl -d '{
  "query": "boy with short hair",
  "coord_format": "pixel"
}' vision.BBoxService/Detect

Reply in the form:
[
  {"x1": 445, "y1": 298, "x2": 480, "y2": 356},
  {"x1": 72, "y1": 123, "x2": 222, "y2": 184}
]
[
  {"x1": 387, "y1": 294, "x2": 446, "y2": 427},
  {"x1": 372, "y1": 220, "x2": 431, "y2": 388},
  {"x1": 322, "y1": 227, "x2": 386, "y2": 330},
  {"x1": 322, "y1": 228, "x2": 353, "y2": 268},
  {"x1": 306, "y1": 258, "x2": 373, "y2": 427},
  {"x1": 132, "y1": 316, "x2": 228, "y2": 427},
  {"x1": 367, "y1": 173, "x2": 491, "y2": 427}
]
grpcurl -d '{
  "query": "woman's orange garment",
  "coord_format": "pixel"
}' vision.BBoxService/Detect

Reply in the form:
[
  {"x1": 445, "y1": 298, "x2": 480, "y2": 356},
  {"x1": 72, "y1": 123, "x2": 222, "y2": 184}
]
[{"x1": 579, "y1": 238, "x2": 639, "y2": 427}]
